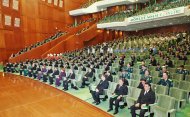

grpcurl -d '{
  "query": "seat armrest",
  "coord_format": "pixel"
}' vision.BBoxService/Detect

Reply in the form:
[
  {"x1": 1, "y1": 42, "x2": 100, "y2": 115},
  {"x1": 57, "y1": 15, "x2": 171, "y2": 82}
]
[{"x1": 167, "y1": 109, "x2": 176, "y2": 114}]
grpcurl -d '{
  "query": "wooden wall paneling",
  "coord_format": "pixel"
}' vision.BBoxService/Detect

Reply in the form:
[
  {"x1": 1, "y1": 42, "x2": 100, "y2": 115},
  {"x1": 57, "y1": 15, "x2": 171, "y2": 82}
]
[
  {"x1": 9, "y1": 33, "x2": 71, "y2": 62},
  {"x1": 0, "y1": 49, "x2": 7, "y2": 63},
  {"x1": 21, "y1": 0, "x2": 38, "y2": 18},
  {"x1": 63, "y1": 0, "x2": 88, "y2": 24},
  {"x1": 0, "y1": 30, "x2": 5, "y2": 48},
  {"x1": 41, "y1": 35, "x2": 74, "y2": 58}
]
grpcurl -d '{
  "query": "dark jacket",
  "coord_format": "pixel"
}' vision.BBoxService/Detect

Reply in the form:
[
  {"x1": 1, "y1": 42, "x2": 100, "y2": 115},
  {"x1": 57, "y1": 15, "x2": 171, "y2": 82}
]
[
  {"x1": 96, "y1": 80, "x2": 109, "y2": 94},
  {"x1": 114, "y1": 84, "x2": 128, "y2": 96},
  {"x1": 137, "y1": 89, "x2": 155, "y2": 106}
]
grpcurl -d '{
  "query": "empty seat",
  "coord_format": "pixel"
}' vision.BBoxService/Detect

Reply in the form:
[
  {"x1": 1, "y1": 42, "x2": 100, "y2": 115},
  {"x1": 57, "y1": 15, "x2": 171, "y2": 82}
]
[
  {"x1": 152, "y1": 94, "x2": 176, "y2": 117},
  {"x1": 155, "y1": 85, "x2": 169, "y2": 95},
  {"x1": 126, "y1": 87, "x2": 142, "y2": 108},
  {"x1": 171, "y1": 73, "x2": 184, "y2": 81},
  {"x1": 169, "y1": 87, "x2": 188, "y2": 110},
  {"x1": 130, "y1": 79, "x2": 140, "y2": 88}
]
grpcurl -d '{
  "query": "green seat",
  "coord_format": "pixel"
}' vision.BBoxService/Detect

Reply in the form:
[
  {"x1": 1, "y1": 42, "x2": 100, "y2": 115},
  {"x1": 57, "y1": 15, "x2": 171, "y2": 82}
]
[
  {"x1": 155, "y1": 85, "x2": 169, "y2": 95},
  {"x1": 185, "y1": 75, "x2": 190, "y2": 82},
  {"x1": 172, "y1": 80, "x2": 180, "y2": 88},
  {"x1": 178, "y1": 81, "x2": 190, "y2": 92},
  {"x1": 130, "y1": 79, "x2": 140, "y2": 88},
  {"x1": 152, "y1": 94, "x2": 176, "y2": 117},
  {"x1": 149, "y1": 66, "x2": 156, "y2": 71},
  {"x1": 168, "y1": 68, "x2": 177, "y2": 74},
  {"x1": 106, "y1": 82, "x2": 118, "y2": 98},
  {"x1": 176, "y1": 60, "x2": 185, "y2": 66},
  {"x1": 112, "y1": 75, "x2": 119, "y2": 83},
  {"x1": 169, "y1": 87, "x2": 188, "y2": 110},
  {"x1": 132, "y1": 74, "x2": 141, "y2": 81},
  {"x1": 152, "y1": 77, "x2": 160, "y2": 84},
  {"x1": 150, "y1": 71, "x2": 160, "y2": 77},
  {"x1": 133, "y1": 68, "x2": 141, "y2": 74},
  {"x1": 126, "y1": 87, "x2": 142, "y2": 108},
  {"x1": 171, "y1": 73, "x2": 184, "y2": 81}
]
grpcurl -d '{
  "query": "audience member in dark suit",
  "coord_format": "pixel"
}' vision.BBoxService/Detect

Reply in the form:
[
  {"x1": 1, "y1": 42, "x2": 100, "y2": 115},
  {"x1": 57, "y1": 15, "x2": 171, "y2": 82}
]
[
  {"x1": 105, "y1": 71, "x2": 113, "y2": 82},
  {"x1": 107, "y1": 79, "x2": 128, "y2": 115},
  {"x1": 49, "y1": 67, "x2": 59, "y2": 85},
  {"x1": 131, "y1": 54, "x2": 136, "y2": 66},
  {"x1": 120, "y1": 70, "x2": 130, "y2": 86},
  {"x1": 130, "y1": 83, "x2": 156, "y2": 117},
  {"x1": 165, "y1": 57, "x2": 173, "y2": 67},
  {"x1": 63, "y1": 70, "x2": 78, "y2": 91},
  {"x1": 150, "y1": 57, "x2": 157, "y2": 66},
  {"x1": 80, "y1": 68, "x2": 94, "y2": 88},
  {"x1": 137, "y1": 78, "x2": 146, "y2": 90},
  {"x1": 155, "y1": 63, "x2": 162, "y2": 71},
  {"x1": 43, "y1": 66, "x2": 53, "y2": 82},
  {"x1": 90, "y1": 75, "x2": 109, "y2": 105}
]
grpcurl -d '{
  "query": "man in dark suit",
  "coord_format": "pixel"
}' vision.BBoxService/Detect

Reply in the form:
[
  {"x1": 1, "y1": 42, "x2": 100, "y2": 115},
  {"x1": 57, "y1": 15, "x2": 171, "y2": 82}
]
[
  {"x1": 80, "y1": 68, "x2": 94, "y2": 88},
  {"x1": 165, "y1": 57, "x2": 173, "y2": 67},
  {"x1": 49, "y1": 67, "x2": 59, "y2": 85},
  {"x1": 107, "y1": 79, "x2": 128, "y2": 115},
  {"x1": 137, "y1": 78, "x2": 147, "y2": 90},
  {"x1": 90, "y1": 75, "x2": 109, "y2": 105},
  {"x1": 130, "y1": 83, "x2": 156, "y2": 117},
  {"x1": 63, "y1": 69, "x2": 78, "y2": 91},
  {"x1": 43, "y1": 66, "x2": 53, "y2": 82},
  {"x1": 105, "y1": 71, "x2": 113, "y2": 82}
]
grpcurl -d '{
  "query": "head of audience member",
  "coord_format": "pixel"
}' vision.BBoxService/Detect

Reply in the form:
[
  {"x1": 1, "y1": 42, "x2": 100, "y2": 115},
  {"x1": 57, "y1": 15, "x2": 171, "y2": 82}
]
[
  {"x1": 162, "y1": 66, "x2": 167, "y2": 73},
  {"x1": 163, "y1": 73, "x2": 168, "y2": 80},
  {"x1": 88, "y1": 68, "x2": 92, "y2": 72},
  {"x1": 119, "y1": 79, "x2": 124, "y2": 86},
  {"x1": 106, "y1": 71, "x2": 111, "y2": 76},
  {"x1": 54, "y1": 67, "x2": 58, "y2": 71},
  {"x1": 179, "y1": 65, "x2": 184, "y2": 70},
  {"x1": 144, "y1": 70, "x2": 150, "y2": 76},
  {"x1": 61, "y1": 67, "x2": 65, "y2": 72},
  {"x1": 127, "y1": 63, "x2": 131, "y2": 68},
  {"x1": 122, "y1": 69, "x2": 127, "y2": 74},
  {"x1": 144, "y1": 83, "x2": 151, "y2": 92},
  {"x1": 101, "y1": 74, "x2": 106, "y2": 81},
  {"x1": 43, "y1": 65, "x2": 46, "y2": 68},
  {"x1": 142, "y1": 65, "x2": 146, "y2": 70},
  {"x1": 141, "y1": 61, "x2": 145, "y2": 66},
  {"x1": 69, "y1": 69, "x2": 73, "y2": 74},
  {"x1": 140, "y1": 78, "x2": 146, "y2": 87}
]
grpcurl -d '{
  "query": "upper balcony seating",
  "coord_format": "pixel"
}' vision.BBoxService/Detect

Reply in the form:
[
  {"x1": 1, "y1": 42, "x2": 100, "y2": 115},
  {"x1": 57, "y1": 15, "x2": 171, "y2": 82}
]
[
  {"x1": 98, "y1": 0, "x2": 190, "y2": 24},
  {"x1": 11, "y1": 31, "x2": 67, "y2": 58},
  {"x1": 81, "y1": 0, "x2": 102, "y2": 8}
]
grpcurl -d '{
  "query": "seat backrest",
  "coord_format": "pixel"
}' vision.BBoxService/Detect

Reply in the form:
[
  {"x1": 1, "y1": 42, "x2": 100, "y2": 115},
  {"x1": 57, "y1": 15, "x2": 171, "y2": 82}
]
[
  {"x1": 179, "y1": 81, "x2": 190, "y2": 91},
  {"x1": 152, "y1": 77, "x2": 160, "y2": 84},
  {"x1": 111, "y1": 82, "x2": 118, "y2": 93},
  {"x1": 132, "y1": 74, "x2": 141, "y2": 80},
  {"x1": 150, "y1": 71, "x2": 160, "y2": 77},
  {"x1": 157, "y1": 94, "x2": 176, "y2": 110},
  {"x1": 155, "y1": 85, "x2": 168, "y2": 95},
  {"x1": 185, "y1": 75, "x2": 190, "y2": 82},
  {"x1": 171, "y1": 73, "x2": 184, "y2": 81},
  {"x1": 112, "y1": 75, "x2": 119, "y2": 83},
  {"x1": 130, "y1": 80, "x2": 140, "y2": 88},
  {"x1": 129, "y1": 87, "x2": 142, "y2": 99},
  {"x1": 169, "y1": 87, "x2": 187, "y2": 100}
]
